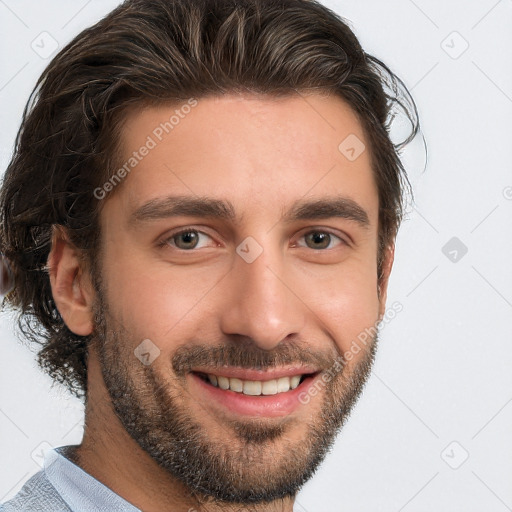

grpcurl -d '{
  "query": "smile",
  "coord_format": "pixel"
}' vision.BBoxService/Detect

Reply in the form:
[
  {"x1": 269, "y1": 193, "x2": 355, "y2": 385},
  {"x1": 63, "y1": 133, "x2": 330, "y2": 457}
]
[
  {"x1": 189, "y1": 366, "x2": 321, "y2": 416},
  {"x1": 195, "y1": 372, "x2": 309, "y2": 396}
]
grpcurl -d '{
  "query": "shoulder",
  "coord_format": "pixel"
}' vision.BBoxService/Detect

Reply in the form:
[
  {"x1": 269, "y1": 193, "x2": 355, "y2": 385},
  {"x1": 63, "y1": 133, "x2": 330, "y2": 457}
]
[{"x1": 0, "y1": 470, "x2": 71, "y2": 512}]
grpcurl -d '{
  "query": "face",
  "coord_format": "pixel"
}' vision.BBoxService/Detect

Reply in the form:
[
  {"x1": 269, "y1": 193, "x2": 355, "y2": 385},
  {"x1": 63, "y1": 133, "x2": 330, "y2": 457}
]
[{"x1": 91, "y1": 92, "x2": 389, "y2": 504}]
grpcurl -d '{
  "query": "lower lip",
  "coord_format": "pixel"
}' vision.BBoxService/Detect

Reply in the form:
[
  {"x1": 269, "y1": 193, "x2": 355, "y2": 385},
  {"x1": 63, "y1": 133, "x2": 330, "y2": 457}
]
[{"x1": 189, "y1": 372, "x2": 320, "y2": 417}]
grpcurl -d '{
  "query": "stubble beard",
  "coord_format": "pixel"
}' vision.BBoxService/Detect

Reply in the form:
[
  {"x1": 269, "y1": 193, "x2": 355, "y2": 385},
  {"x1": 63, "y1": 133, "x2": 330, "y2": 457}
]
[{"x1": 90, "y1": 277, "x2": 378, "y2": 507}]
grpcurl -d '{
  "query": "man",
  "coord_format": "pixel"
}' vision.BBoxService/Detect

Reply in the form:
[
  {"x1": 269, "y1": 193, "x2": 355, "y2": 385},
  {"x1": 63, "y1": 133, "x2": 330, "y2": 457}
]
[{"x1": 0, "y1": 0, "x2": 418, "y2": 510}]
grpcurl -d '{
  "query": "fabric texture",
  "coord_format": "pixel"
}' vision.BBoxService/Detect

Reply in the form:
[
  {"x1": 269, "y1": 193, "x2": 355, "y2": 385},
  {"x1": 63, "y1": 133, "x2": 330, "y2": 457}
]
[{"x1": 0, "y1": 445, "x2": 141, "y2": 511}]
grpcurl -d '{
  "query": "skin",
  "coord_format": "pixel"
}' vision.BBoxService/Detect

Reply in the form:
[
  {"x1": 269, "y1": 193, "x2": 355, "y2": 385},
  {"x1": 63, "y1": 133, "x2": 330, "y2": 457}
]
[{"x1": 48, "y1": 92, "x2": 394, "y2": 512}]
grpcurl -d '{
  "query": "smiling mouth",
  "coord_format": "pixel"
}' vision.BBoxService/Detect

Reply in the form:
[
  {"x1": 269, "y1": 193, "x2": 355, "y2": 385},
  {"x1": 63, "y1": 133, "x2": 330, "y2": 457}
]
[{"x1": 193, "y1": 371, "x2": 318, "y2": 397}]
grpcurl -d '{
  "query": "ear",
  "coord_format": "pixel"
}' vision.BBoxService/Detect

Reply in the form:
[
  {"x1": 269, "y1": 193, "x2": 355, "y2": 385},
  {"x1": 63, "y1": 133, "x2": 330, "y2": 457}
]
[
  {"x1": 47, "y1": 225, "x2": 95, "y2": 336},
  {"x1": 377, "y1": 243, "x2": 395, "y2": 319}
]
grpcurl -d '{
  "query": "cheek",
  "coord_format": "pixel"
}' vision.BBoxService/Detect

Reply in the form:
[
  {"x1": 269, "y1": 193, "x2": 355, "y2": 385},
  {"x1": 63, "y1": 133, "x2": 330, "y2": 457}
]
[
  {"x1": 99, "y1": 248, "x2": 223, "y2": 347},
  {"x1": 303, "y1": 264, "x2": 380, "y2": 355}
]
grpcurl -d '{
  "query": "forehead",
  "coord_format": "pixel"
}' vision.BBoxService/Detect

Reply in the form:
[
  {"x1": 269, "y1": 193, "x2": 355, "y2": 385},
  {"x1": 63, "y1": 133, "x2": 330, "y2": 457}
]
[{"x1": 108, "y1": 92, "x2": 378, "y2": 227}]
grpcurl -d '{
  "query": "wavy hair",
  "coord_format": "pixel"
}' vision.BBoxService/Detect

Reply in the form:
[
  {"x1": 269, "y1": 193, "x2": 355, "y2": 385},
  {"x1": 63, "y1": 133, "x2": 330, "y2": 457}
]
[{"x1": 0, "y1": 0, "x2": 419, "y2": 399}]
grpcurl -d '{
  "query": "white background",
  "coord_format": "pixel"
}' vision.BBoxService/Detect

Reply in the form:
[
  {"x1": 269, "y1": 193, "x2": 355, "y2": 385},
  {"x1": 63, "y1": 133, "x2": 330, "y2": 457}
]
[{"x1": 1, "y1": 1, "x2": 511, "y2": 511}]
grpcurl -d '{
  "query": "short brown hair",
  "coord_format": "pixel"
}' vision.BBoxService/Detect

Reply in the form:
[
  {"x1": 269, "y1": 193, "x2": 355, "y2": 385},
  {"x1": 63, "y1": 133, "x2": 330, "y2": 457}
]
[{"x1": 0, "y1": 0, "x2": 419, "y2": 399}]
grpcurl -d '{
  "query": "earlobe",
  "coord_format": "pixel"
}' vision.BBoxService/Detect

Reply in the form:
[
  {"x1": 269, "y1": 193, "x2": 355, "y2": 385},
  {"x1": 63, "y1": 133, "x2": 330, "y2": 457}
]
[
  {"x1": 47, "y1": 225, "x2": 95, "y2": 336},
  {"x1": 377, "y1": 243, "x2": 395, "y2": 318}
]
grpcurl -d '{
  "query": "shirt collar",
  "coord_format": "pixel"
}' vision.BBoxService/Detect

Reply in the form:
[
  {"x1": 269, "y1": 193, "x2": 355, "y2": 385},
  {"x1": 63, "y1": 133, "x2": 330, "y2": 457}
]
[{"x1": 44, "y1": 446, "x2": 141, "y2": 512}]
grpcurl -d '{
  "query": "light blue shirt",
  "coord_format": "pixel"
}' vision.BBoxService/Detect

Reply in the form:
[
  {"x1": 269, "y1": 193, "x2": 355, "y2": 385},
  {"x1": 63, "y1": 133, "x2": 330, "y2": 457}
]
[{"x1": 0, "y1": 445, "x2": 141, "y2": 511}]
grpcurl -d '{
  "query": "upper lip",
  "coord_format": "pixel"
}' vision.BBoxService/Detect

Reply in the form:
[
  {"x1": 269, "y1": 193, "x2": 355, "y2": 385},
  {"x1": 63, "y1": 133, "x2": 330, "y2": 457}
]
[{"x1": 191, "y1": 366, "x2": 320, "y2": 381}]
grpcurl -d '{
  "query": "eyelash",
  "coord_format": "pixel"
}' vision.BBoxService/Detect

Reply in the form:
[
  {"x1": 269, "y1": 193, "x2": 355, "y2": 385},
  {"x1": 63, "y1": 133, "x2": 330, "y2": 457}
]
[{"x1": 157, "y1": 227, "x2": 348, "y2": 251}]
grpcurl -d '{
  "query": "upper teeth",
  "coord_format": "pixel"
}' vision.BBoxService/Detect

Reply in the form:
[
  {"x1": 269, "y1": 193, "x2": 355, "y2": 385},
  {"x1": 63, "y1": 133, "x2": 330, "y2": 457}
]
[{"x1": 207, "y1": 374, "x2": 302, "y2": 396}]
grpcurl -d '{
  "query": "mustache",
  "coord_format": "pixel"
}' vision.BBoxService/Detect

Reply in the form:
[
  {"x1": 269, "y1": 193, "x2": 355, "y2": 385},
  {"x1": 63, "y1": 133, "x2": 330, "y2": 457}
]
[{"x1": 172, "y1": 337, "x2": 340, "y2": 377}]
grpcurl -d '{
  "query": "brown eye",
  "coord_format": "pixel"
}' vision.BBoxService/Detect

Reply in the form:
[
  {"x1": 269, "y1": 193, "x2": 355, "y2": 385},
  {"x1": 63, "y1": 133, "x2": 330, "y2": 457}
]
[
  {"x1": 173, "y1": 230, "x2": 200, "y2": 250},
  {"x1": 304, "y1": 232, "x2": 332, "y2": 249},
  {"x1": 292, "y1": 229, "x2": 345, "y2": 251},
  {"x1": 160, "y1": 228, "x2": 217, "y2": 251}
]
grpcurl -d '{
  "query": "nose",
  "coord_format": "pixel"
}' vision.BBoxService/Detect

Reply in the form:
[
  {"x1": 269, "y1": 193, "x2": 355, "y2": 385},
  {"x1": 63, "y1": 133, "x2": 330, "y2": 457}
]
[{"x1": 218, "y1": 243, "x2": 306, "y2": 351}]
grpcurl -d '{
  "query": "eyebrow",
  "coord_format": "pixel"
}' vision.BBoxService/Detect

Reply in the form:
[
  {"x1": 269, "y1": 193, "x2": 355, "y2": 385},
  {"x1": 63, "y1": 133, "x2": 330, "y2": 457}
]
[
  {"x1": 282, "y1": 197, "x2": 370, "y2": 228},
  {"x1": 129, "y1": 195, "x2": 370, "y2": 229},
  {"x1": 130, "y1": 196, "x2": 237, "y2": 225}
]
